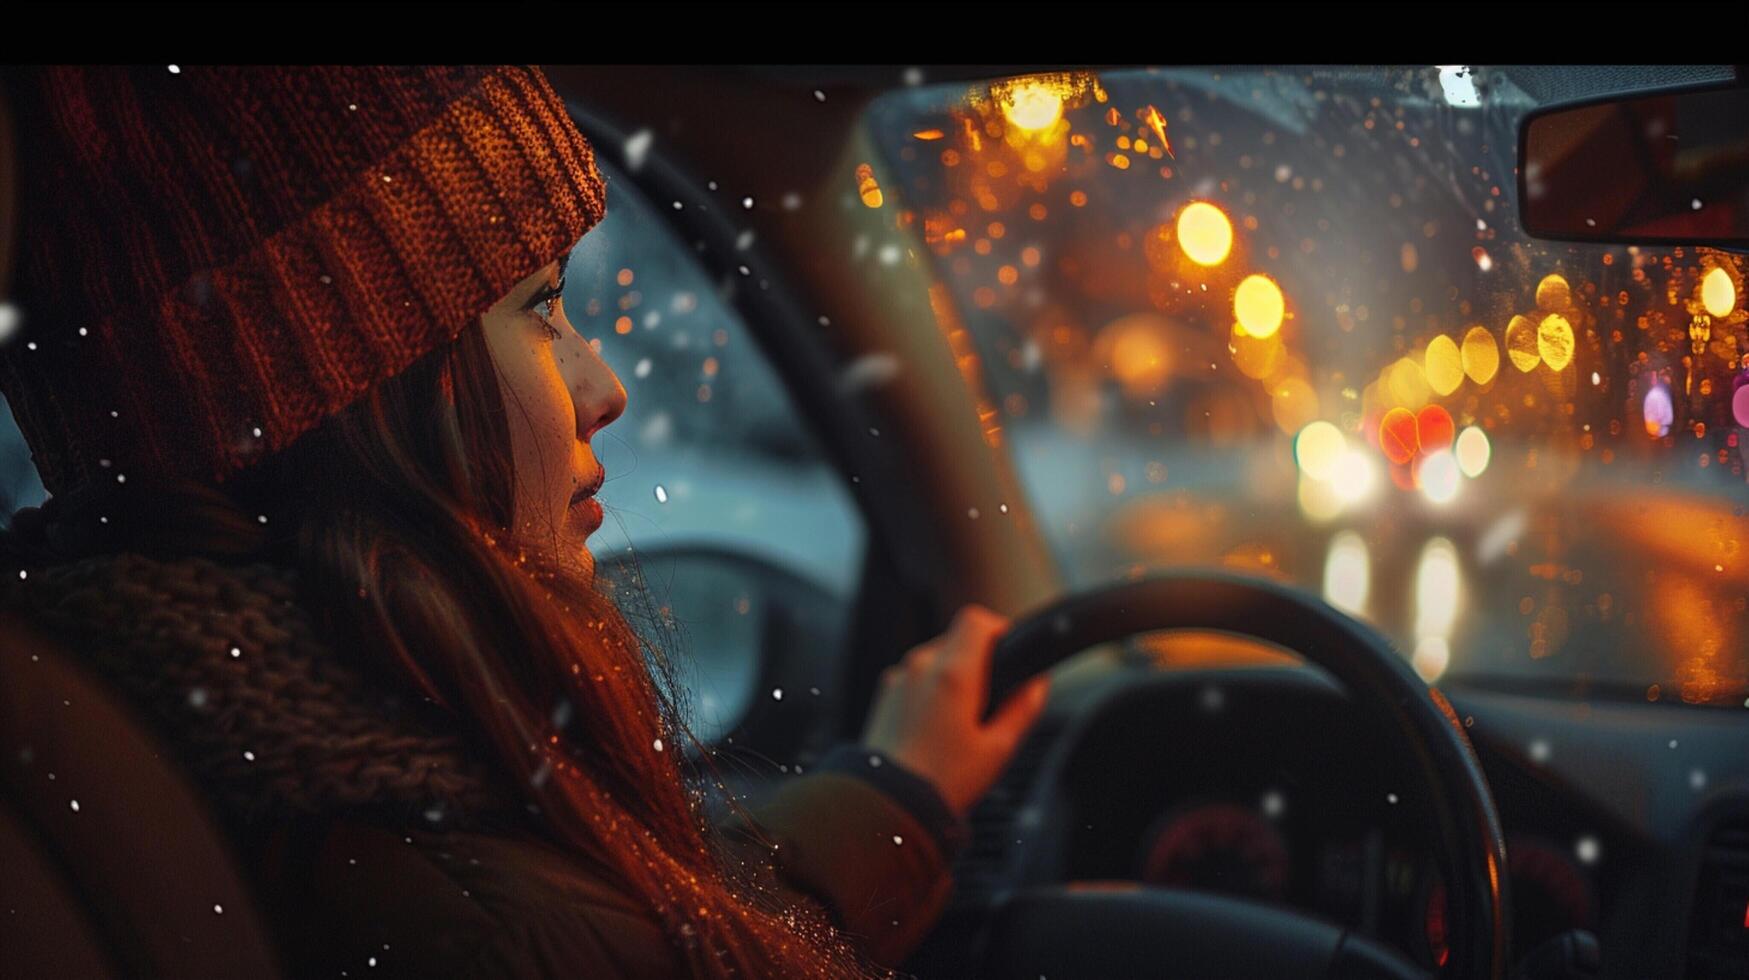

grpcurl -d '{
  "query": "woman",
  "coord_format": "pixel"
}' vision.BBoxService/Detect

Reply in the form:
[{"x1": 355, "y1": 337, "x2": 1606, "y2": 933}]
[{"x1": 0, "y1": 66, "x2": 1048, "y2": 977}]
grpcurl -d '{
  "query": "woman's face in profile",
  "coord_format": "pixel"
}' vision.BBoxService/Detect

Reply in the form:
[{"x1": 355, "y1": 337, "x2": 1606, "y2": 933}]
[{"x1": 479, "y1": 244, "x2": 626, "y2": 584}]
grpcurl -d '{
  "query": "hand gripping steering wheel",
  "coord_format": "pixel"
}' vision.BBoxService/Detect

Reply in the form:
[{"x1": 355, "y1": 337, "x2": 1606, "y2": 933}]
[{"x1": 974, "y1": 571, "x2": 1509, "y2": 980}]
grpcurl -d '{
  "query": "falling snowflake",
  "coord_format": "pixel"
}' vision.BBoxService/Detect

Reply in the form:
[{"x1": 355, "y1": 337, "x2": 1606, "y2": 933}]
[
  {"x1": 1575, "y1": 835, "x2": 1600, "y2": 864},
  {"x1": 653, "y1": 485, "x2": 668, "y2": 504},
  {"x1": 771, "y1": 688, "x2": 783, "y2": 701},
  {"x1": 624, "y1": 129, "x2": 653, "y2": 172}
]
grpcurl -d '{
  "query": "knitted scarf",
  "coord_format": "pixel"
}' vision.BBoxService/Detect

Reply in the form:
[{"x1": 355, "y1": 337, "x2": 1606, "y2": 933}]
[{"x1": 0, "y1": 549, "x2": 512, "y2": 829}]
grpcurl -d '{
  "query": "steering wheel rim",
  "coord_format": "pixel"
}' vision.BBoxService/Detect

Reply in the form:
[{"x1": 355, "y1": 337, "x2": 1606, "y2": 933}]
[{"x1": 979, "y1": 570, "x2": 1509, "y2": 979}]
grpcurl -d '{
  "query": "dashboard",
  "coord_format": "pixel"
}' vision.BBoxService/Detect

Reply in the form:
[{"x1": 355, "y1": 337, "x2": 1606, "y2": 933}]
[{"x1": 933, "y1": 658, "x2": 1749, "y2": 979}]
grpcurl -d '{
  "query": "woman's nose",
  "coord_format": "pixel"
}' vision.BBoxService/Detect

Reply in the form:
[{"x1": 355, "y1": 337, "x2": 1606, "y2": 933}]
[{"x1": 570, "y1": 336, "x2": 627, "y2": 442}]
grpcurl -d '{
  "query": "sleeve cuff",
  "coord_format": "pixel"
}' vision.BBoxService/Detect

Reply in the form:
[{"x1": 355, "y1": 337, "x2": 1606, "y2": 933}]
[{"x1": 813, "y1": 744, "x2": 970, "y2": 862}]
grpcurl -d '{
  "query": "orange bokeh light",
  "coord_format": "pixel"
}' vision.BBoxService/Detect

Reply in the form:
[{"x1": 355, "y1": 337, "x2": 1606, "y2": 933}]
[{"x1": 1379, "y1": 407, "x2": 1419, "y2": 465}]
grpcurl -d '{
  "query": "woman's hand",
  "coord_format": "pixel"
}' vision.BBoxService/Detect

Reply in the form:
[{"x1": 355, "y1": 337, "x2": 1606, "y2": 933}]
[{"x1": 860, "y1": 605, "x2": 1051, "y2": 818}]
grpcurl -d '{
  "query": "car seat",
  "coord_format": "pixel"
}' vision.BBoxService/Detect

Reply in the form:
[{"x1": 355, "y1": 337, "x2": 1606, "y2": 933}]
[{"x1": 0, "y1": 610, "x2": 283, "y2": 978}]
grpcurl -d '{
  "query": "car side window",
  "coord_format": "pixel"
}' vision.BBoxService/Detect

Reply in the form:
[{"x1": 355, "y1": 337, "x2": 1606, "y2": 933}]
[{"x1": 569, "y1": 157, "x2": 867, "y2": 745}]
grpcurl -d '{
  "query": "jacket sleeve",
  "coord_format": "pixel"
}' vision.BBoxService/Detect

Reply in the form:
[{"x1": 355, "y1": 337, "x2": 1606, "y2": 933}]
[
  {"x1": 716, "y1": 745, "x2": 969, "y2": 967},
  {"x1": 288, "y1": 821, "x2": 685, "y2": 980},
  {"x1": 283, "y1": 753, "x2": 966, "y2": 977}
]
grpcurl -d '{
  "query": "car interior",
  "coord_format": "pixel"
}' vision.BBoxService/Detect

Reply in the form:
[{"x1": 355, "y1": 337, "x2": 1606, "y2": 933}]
[{"x1": 3, "y1": 64, "x2": 1749, "y2": 979}]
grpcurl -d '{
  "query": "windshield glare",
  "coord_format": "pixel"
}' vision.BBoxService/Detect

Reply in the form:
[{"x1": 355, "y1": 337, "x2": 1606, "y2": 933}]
[{"x1": 867, "y1": 67, "x2": 1749, "y2": 704}]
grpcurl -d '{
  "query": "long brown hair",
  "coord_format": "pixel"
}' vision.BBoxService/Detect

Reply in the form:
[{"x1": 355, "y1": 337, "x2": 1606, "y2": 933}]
[{"x1": 4, "y1": 322, "x2": 874, "y2": 979}]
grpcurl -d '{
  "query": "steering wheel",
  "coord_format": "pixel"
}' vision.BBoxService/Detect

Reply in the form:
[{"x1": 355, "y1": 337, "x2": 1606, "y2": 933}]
[{"x1": 972, "y1": 571, "x2": 1509, "y2": 980}]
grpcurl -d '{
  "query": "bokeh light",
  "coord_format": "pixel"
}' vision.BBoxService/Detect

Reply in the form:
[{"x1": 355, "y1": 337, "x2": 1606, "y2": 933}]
[
  {"x1": 1234, "y1": 274, "x2": 1285, "y2": 338},
  {"x1": 1413, "y1": 637, "x2": 1451, "y2": 682},
  {"x1": 1386, "y1": 357, "x2": 1431, "y2": 409},
  {"x1": 1176, "y1": 201, "x2": 1233, "y2": 267},
  {"x1": 1100, "y1": 314, "x2": 1172, "y2": 397},
  {"x1": 856, "y1": 163, "x2": 884, "y2": 209},
  {"x1": 1644, "y1": 384, "x2": 1674, "y2": 438},
  {"x1": 1416, "y1": 404, "x2": 1455, "y2": 453},
  {"x1": 1505, "y1": 315, "x2": 1540, "y2": 372},
  {"x1": 1414, "y1": 537, "x2": 1462, "y2": 638},
  {"x1": 1270, "y1": 376, "x2": 1319, "y2": 433},
  {"x1": 1298, "y1": 473, "x2": 1343, "y2": 523},
  {"x1": 1330, "y1": 449, "x2": 1378, "y2": 504},
  {"x1": 1460, "y1": 325, "x2": 1499, "y2": 385},
  {"x1": 1424, "y1": 335, "x2": 1463, "y2": 396},
  {"x1": 1454, "y1": 426, "x2": 1491, "y2": 477},
  {"x1": 1702, "y1": 266, "x2": 1736, "y2": 318},
  {"x1": 1418, "y1": 450, "x2": 1461, "y2": 505},
  {"x1": 1003, "y1": 82, "x2": 1064, "y2": 132},
  {"x1": 1733, "y1": 384, "x2": 1749, "y2": 429},
  {"x1": 1537, "y1": 314, "x2": 1575, "y2": 372},
  {"x1": 1295, "y1": 421, "x2": 1347, "y2": 480},
  {"x1": 1535, "y1": 273, "x2": 1571, "y2": 312},
  {"x1": 1379, "y1": 407, "x2": 1419, "y2": 465},
  {"x1": 1323, "y1": 531, "x2": 1370, "y2": 616},
  {"x1": 1231, "y1": 325, "x2": 1285, "y2": 379}
]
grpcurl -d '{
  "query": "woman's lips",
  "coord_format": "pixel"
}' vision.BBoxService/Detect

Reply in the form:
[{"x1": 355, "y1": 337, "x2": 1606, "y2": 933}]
[
  {"x1": 571, "y1": 469, "x2": 605, "y2": 529},
  {"x1": 573, "y1": 496, "x2": 604, "y2": 531}
]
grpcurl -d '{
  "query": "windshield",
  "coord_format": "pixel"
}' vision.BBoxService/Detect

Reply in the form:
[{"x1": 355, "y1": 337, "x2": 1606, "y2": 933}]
[{"x1": 866, "y1": 67, "x2": 1749, "y2": 704}]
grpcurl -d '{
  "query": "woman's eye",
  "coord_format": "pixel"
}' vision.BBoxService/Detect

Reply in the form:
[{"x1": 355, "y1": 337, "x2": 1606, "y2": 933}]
[
  {"x1": 536, "y1": 305, "x2": 563, "y2": 340},
  {"x1": 531, "y1": 289, "x2": 566, "y2": 340}
]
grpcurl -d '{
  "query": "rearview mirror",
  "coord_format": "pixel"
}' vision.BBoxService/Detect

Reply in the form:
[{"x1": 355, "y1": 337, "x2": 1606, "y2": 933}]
[{"x1": 1520, "y1": 83, "x2": 1749, "y2": 246}]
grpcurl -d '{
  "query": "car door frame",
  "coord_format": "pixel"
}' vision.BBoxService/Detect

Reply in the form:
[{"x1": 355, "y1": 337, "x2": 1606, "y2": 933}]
[{"x1": 557, "y1": 89, "x2": 1056, "y2": 757}]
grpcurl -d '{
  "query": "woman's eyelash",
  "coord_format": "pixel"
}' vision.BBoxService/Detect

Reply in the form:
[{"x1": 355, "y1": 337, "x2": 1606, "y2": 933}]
[{"x1": 529, "y1": 277, "x2": 568, "y2": 340}]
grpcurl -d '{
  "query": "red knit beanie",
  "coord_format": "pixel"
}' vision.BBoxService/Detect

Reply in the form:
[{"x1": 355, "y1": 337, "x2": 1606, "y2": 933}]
[{"x1": 0, "y1": 65, "x2": 605, "y2": 497}]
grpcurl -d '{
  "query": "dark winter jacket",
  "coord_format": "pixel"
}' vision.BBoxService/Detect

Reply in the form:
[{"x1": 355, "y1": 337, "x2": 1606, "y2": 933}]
[{"x1": 0, "y1": 549, "x2": 964, "y2": 978}]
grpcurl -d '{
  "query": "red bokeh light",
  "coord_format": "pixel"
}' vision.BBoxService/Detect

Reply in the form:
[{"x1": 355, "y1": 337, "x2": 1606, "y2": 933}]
[{"x1": 1416, "y1": 404, "x2": 1455, "y2": 453}]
